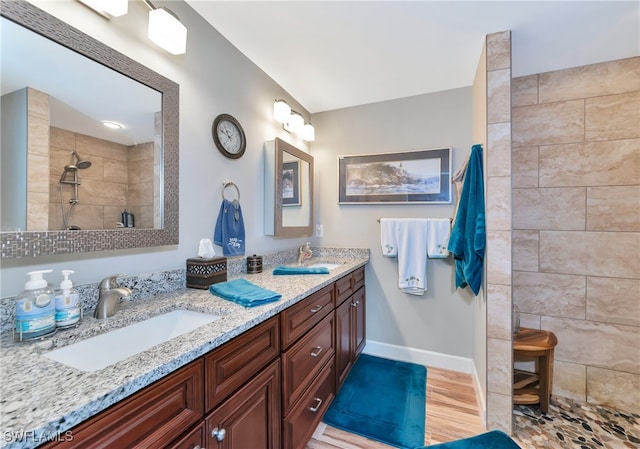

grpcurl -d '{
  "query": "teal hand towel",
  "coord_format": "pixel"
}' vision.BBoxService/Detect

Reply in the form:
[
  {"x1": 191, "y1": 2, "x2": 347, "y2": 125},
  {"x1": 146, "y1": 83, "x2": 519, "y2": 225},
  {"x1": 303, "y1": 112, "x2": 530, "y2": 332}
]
[
  {"x1": 209, "y1": 278, "x2": 281, "y2": 308},
  {"x1": 447, "y1": 144, "x2": 486, "y2": 295},
  {"x1": 272, "y1": 265, "x2": 330, "y2": 275}
]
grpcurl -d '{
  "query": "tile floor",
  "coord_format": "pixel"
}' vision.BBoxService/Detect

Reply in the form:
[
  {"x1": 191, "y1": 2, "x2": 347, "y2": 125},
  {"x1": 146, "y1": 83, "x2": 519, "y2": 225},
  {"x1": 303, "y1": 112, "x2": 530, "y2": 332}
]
[{"x1": 513, "y1": 397, "x2": 640, "y2": 449}]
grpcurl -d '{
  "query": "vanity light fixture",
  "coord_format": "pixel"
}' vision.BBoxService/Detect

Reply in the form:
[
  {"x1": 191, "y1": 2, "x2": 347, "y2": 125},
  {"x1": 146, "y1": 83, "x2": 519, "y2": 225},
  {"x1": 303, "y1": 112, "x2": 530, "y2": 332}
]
[
  {"x1": 77, "y1": 0, "x2": 128, "y2": 18},
  {"x1": 273, "y1": 100, "x2": 292, "y2": 124},
  {"x1": 302, "y1": 123, "x2": 315, "y2": 142},
  {"x1": 273, "y1": 99, "x2": 315, "y2": 141},
  {"x1": 144, "y1": 0, "x2": 187, "y2": 55}
]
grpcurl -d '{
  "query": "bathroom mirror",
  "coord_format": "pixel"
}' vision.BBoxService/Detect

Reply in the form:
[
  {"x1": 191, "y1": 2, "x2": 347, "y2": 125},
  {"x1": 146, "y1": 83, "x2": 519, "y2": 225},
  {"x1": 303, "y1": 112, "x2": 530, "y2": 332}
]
[
  {"x1": 0, "y1": 0, "x2": 179, "y2": 258},
  {"x1": 264, "y1": 138, "x2": 314, "y2": 238}
]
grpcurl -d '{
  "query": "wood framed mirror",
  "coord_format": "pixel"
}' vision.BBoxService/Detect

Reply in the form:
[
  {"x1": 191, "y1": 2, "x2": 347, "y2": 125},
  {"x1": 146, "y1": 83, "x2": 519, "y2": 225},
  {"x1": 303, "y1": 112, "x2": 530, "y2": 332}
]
[{"x1": 264, "y1": 138, "x2": 313, "y2": 238}]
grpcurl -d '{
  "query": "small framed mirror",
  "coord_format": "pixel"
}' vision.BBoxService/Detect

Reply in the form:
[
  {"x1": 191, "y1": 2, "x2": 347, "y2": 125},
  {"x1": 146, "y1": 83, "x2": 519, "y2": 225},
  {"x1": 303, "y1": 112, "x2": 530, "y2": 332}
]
[{"x1": 264, "y1": 138, "x2": 313, "y2": 238}]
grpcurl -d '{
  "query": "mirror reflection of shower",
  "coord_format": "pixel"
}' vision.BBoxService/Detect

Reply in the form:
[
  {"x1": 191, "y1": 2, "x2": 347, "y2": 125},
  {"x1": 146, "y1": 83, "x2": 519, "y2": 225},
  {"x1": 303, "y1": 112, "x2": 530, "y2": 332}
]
[{"x1": 59, "y1": 150, "x2": 92, "y2": 230}]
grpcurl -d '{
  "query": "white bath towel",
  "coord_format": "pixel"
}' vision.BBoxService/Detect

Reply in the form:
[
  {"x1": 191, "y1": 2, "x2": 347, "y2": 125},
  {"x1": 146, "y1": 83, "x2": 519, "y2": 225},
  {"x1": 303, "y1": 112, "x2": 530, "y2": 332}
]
[
  {"x1": 386, "y1": 219, "x2": 429, "y2": 295},
  {"x1": 427, "y1": 219, "x2": 451, "y2": 258},
  {"x1": 380, "y1": 218, "x2": 398, "y2": 257}
]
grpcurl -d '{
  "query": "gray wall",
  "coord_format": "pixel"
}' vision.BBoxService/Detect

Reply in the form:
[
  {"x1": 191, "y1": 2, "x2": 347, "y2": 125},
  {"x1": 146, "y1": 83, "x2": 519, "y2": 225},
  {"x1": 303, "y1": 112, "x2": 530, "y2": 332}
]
[
  {"x1": 0, "y1": 0, "x2": 313, "y2": 296},
  {"x1": 311, "y1": 88, "x2": 477, "y2": 359},
  {"x1": 1, "y1": 89, "x2": 27, "y2": 232}
]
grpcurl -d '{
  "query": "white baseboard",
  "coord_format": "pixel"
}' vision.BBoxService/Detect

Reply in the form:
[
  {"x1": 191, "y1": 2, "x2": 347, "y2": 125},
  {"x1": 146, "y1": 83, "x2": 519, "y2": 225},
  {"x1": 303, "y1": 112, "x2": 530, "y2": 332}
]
[
  {"x1": 363, "y1": 339, "x2": 475, "y2": 373},
  {"x1": 363, "y1": 339, "x2": 486, "y2": 426}
]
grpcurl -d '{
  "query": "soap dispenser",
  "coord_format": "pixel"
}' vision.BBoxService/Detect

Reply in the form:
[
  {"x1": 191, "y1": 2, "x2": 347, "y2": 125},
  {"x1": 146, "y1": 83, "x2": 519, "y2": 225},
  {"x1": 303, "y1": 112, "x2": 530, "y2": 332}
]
[
  {"x1": 14, "y1": 270, "x2": 56, "y2": 340},
  {"x1": 54, "y1": 270, "x2": 81, "y2": 328}
]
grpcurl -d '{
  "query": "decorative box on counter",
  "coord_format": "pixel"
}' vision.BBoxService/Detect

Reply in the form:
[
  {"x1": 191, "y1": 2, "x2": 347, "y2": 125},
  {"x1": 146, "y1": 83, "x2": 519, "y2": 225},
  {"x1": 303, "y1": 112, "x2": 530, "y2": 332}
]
[{"x1": 186, "y1": 257, "x2": 227, "y2": 289}]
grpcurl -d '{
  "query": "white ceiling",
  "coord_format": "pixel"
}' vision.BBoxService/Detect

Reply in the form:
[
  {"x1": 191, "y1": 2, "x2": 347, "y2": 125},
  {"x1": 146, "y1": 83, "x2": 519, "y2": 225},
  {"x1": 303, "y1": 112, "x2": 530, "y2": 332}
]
[{"x1": 186, "y1": 0, "x2": 640, "y2": 113}]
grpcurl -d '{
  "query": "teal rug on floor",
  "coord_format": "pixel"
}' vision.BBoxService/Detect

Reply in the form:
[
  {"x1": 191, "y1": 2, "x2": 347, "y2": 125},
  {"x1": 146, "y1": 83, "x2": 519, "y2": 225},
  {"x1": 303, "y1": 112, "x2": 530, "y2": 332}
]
[
  {"x1": 416, "y1": 430, "x2": 521, "y2": 448},
  {"x1": 323, "y1": 354, "x2": 427, "y2": 449}
]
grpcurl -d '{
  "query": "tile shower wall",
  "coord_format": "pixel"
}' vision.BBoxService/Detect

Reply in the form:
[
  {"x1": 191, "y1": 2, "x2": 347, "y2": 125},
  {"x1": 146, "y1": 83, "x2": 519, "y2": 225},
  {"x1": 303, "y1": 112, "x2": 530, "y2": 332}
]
[
  {"x1": 512, "y1": 57, "x2": 640, "y2": 413},
  {"x1": 485, "y1": 30, "x2": 514, "y2": 432},
  {"x1": 49, "y1": 127, "x2": 154, "y2": 230}
]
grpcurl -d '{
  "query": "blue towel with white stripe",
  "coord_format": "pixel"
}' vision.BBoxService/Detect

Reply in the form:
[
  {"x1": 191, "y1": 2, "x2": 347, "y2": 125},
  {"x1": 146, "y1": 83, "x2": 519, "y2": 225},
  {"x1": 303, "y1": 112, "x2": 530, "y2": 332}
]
[{"x1": 272, "y1": 265, "x2": 330, "y2": 275}]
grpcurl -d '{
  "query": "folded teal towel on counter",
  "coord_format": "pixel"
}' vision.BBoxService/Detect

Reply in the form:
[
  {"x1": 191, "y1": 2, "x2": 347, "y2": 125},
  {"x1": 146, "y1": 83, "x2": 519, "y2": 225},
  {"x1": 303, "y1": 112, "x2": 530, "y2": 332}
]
[
  {"x1": 209, "y1": 278, "x2": 281, "y2": 308},
  {"x1": 272, "y1": 265, "x2": 330, "y2": 275}
]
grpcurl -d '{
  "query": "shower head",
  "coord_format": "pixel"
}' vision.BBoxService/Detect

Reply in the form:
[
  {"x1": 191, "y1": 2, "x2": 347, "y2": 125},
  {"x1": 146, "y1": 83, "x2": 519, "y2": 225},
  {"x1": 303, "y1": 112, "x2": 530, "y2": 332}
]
[{"x1": 71, "y1": 150, "x2": 92, "y2": 169}]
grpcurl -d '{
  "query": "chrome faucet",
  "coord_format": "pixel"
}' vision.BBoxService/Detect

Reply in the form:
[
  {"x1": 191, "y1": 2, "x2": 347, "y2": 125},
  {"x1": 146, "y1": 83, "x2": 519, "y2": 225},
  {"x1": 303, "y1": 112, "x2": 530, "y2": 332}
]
[
  {"x1": 94, "y1": 274, "x2": 132, "y2": 319},
  {"x1": 298, "y1": 242, "x2": 313, "y2": 265}
]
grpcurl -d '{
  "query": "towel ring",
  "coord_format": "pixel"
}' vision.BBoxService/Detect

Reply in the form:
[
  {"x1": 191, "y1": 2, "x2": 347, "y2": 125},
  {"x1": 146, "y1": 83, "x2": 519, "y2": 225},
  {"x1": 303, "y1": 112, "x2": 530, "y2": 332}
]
[{"x1": 222, "y1": 181, "x2": 240, "y2": 202}]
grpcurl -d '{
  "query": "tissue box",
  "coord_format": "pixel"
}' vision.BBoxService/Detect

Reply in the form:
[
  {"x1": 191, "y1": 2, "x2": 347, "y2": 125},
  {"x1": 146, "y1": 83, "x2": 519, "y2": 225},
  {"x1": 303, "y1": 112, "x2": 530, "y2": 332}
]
[{"x1": 186, "y1": 257, "x2": 227, "y2": 289}]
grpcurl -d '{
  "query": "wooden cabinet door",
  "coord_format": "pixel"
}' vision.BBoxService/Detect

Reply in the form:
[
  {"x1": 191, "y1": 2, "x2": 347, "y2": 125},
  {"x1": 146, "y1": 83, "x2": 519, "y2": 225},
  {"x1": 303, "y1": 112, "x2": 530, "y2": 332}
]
[
  {"x1": 205, "y1": 360, "x2": 281, "y2": 449},
  {"x1": 352, "y1": 286, "x2": 366, "y2": 358},
  {"x1": 334, "y1": 297, "x2": 352, "y2": 388},
  {"x1": 167, "y1": 421, "x2": 205, "y2": 449},
  {"x1": 42, "y1": 359, "x2": 204, "y2": 449}
]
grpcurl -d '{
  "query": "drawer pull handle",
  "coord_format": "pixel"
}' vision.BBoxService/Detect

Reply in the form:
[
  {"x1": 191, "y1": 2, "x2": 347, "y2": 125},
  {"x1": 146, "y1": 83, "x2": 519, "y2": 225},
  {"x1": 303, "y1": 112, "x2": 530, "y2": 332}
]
[
  {"x1": 310, "y1": 304, "x2": 323, "y2": 313},
  {"x1": 309, "y1": 397, "x2": 323, "y2": 412},
  {"x1": 193, "y1": 446, "x2": 202, "y2": 449},
  {"x1": 211, "y1": 427, "x2": 226, "y2": 442},
  {"x1": 310, "y1": 346, "x2": 323, "y2": 357},
  {"x1": 351, "y1": 300, "x2": 360, "y2": 307}
]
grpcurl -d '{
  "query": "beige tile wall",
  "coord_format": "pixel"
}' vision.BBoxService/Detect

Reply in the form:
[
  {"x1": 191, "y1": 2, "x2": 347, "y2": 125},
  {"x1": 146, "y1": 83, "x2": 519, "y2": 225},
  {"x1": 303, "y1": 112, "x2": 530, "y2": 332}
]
[
  {"x1": 485, "y1": 30, "x2": 513, "y2": 433},
  {"x1": 26, "y1": 88, "x2": 50, "y2": 230},
  {"x1": 49, "y1": 127, "x2": 154, "y2": 230},
  {"x1": 511, "y1": 57, "x2": 640, "y2": 413}
]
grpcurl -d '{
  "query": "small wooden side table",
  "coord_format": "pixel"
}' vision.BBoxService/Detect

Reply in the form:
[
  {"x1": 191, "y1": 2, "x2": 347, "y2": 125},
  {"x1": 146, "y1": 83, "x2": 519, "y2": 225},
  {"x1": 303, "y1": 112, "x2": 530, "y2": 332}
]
[{"x1": 513, "y1": 327, "x2": 558, "y2": 413}]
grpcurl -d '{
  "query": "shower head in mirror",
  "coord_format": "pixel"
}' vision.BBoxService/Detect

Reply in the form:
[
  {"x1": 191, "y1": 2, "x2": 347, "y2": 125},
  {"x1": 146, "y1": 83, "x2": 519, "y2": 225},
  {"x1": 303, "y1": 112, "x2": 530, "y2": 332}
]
[{"x1": 71, "y1": 150, "x2": 92, "y2": 169}]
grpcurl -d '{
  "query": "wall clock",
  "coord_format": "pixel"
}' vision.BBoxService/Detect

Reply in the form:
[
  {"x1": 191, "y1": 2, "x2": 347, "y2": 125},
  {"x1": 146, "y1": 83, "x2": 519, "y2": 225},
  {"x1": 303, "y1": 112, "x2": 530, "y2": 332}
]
[{"x1": 212, "y1": 113, "x2": 246, "y2": 159}]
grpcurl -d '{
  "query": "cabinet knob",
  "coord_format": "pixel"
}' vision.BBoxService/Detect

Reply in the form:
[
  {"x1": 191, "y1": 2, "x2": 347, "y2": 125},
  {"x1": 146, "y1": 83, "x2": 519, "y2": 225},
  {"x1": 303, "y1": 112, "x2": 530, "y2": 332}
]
[
  {"x1": 310, "y1": 346, "x2": 323, "y2": 357},
  {"x1": 211, "y1": 427, "x2": 226, "y2": 442},
  {"x1": 351, "y1": 300, "x2": 359, "y2": 307},
  {"x1": 309, "y1": 397, "x2": 323, "y2": 412},
  {"x1": 309, "y1": 304, "x2": 323, "y2": 313}
]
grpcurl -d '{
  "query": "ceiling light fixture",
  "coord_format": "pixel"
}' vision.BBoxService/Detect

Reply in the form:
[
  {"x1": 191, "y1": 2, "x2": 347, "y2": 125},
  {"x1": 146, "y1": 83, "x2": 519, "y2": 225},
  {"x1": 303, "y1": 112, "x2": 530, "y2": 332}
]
[
  {"x1": 101, "y1": 120, "x2": 125, "y2": 129},
  {"x1": 144, "y1": 0, "x2": 187, "y2": 55},
  {"x1": 77, "y1": 0, "x2": 128, "y2": 18},
  {"x1": 273, "y1": 100, "x2": 315, "y2": 141}
]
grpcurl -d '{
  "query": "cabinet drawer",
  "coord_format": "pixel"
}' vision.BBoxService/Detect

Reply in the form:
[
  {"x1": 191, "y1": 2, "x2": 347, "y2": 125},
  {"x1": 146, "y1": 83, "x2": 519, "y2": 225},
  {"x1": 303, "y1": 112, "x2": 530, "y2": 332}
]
[
  {"x1": 44, "y1": 359, "x2": 204, "y2": 449},
  {"x1": 282, "y1": 360, "x2": 335, "y2": 449},
  {"x1": 282, "y1": 313, "x2": 335, "y2": 415},
  {"x1": 352, "y1": 266, "x2": 365, "y2": 292},
  {"x1": 281, "y1": 284, "x2": 334, "y2": 348},
  {"x1": 335, "y1": 274, "x2": 353, "y2": 306},
  {"x1": 205, "y1": 316, "x2": 280, "y2": 411}
]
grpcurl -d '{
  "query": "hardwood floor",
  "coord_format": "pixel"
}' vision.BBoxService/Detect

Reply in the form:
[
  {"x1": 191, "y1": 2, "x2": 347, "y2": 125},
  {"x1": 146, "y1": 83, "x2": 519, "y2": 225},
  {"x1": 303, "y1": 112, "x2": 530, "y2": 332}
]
[{"x1": 307, "y1": 366, "x2": 486, "y2": 448}]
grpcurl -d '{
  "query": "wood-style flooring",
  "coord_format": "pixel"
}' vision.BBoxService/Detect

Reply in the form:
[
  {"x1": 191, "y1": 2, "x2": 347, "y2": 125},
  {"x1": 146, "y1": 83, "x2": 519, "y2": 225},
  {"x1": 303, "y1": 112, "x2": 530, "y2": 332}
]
[{"x1": 307, "y1": 366, "x2": 486, "y2": 448}]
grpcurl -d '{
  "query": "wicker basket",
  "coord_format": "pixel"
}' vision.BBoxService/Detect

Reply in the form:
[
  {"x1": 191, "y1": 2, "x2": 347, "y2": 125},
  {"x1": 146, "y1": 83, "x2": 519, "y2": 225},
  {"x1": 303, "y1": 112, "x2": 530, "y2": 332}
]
[{"x1": 186, "y1": 257, "x2": 227, "y2": 289}]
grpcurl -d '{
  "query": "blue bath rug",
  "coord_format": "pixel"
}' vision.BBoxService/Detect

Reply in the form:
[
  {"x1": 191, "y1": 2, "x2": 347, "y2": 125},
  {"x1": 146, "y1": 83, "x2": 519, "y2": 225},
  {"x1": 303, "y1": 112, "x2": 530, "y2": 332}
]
[
  {"x1": 415, "y1": 430, "x2": 521, "y2": 448},
  {"x1": 323, "y1": 354, "x2": 427, "y2": 449}
]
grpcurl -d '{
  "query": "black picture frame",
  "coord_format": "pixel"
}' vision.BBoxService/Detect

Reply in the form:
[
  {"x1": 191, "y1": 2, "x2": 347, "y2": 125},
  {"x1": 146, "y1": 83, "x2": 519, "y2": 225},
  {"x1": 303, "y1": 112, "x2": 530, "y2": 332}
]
[
  {"x1": 338, "y1": 147, "x2": 452, "y2": 204},
  {"x1": 282, "y1": 160, "x2": 300, "y2": 206}
]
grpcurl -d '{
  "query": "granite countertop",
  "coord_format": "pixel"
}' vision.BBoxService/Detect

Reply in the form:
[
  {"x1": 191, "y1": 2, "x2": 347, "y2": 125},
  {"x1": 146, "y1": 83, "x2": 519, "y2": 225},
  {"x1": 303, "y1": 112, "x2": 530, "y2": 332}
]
[{"x1": 0, "y1": 251, "x2": 368, "y2": 449}]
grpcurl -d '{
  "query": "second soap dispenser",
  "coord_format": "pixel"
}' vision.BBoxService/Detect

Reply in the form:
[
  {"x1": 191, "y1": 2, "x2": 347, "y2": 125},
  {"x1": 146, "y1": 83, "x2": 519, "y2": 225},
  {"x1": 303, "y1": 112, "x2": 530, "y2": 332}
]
[{"x1": 54, "y1": 270, "x2": 81, "y2": 328}]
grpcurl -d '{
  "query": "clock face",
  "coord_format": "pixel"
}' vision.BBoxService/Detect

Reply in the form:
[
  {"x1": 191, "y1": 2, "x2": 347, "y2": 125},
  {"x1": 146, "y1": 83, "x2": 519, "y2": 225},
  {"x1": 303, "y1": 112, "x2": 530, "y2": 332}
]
[{"x1": 212, "y1": 114, "x2": 246, "y2": 159}]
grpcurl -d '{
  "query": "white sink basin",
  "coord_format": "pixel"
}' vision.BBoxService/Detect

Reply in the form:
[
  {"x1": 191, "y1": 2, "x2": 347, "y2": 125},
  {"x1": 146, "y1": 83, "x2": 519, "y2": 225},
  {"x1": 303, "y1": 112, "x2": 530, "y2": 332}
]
[
  {"x1": 45, "y1": 310, "x2": 222, "y2": 372},
  {"x1": 307, "y1": 262, "x2": 342, "y2": 270}
]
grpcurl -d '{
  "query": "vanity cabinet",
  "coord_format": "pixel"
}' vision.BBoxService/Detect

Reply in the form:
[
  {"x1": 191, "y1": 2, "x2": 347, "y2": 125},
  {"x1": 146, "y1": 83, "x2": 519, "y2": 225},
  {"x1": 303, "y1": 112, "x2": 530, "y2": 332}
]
[
  {"x1": 40, "y1": 266, "x2": 366, "y2": 449},
  {"x1": 335, "y1": 267, "x2": 366, "y2": 388}
]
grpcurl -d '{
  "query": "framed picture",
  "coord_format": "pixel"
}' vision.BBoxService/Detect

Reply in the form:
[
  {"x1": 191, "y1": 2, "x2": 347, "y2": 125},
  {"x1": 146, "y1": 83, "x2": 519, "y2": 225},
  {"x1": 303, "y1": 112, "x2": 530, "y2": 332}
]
[
  {"x1": 282, "y1": 160, "x2": 300, "y2": 206},
  {"x1": 338, "y1": 147, "x2": 451, "y2": 204}
]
